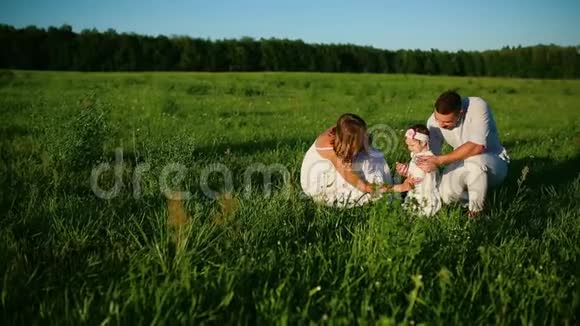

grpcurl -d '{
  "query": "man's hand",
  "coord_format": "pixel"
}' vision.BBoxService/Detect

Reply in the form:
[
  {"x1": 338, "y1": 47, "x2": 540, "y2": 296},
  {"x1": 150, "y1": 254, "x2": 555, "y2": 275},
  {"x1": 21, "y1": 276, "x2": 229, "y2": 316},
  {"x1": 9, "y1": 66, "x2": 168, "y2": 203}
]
[
  {"x1": 416, "y1": 155, "x2": 441, "y2": 173},
  {"x1": 430, "y1": 142, "x2": 485, "y2": 167},
  {"x1": 395, "y1": 162, "x2": 409, "y2": 177}
]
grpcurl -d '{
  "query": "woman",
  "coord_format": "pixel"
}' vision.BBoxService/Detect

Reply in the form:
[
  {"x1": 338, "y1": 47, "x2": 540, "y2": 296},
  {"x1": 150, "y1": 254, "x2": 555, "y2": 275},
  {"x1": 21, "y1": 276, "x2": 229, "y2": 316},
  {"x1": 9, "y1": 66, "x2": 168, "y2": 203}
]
[{"x1": 300, "y1": 113, "x2": 410, "y2": 207}]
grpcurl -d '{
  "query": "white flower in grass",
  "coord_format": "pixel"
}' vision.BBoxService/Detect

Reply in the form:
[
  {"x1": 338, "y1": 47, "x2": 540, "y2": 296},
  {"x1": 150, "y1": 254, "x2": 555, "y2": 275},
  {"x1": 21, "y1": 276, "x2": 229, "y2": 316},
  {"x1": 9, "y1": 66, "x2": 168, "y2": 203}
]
[{"x1": 309, "y1": 285, "x2": 322, "y2": 296}]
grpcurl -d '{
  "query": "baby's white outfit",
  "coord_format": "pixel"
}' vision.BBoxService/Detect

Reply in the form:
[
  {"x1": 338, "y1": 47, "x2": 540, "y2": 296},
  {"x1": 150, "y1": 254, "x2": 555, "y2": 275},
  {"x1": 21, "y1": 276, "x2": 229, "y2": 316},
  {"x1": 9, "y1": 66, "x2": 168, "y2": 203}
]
[{"x1": 405, "y1": 150, "x2": 442, "y2": 216}]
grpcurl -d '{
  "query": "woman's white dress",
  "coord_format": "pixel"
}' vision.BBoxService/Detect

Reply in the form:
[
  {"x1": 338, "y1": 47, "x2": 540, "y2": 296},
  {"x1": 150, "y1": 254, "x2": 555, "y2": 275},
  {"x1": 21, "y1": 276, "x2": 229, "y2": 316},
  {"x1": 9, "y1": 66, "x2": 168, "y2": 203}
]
[{"x1": 300, "y1": 143, "x2": 393, "y2": 208}]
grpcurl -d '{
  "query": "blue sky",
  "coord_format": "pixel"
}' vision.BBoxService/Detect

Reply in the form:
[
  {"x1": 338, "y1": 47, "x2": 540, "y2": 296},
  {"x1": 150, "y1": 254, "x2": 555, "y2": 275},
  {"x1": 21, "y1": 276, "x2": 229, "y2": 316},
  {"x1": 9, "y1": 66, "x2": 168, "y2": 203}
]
[{"x1": 1, "y1": 0, "x2": 579, "y2": 51}]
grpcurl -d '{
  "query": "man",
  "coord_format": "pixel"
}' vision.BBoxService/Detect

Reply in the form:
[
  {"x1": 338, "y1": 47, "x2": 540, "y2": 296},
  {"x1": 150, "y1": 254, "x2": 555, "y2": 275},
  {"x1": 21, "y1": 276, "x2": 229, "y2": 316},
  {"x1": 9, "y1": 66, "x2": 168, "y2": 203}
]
[{"x1": 399, "y1": 90, "x2": 509, "y2": 216}]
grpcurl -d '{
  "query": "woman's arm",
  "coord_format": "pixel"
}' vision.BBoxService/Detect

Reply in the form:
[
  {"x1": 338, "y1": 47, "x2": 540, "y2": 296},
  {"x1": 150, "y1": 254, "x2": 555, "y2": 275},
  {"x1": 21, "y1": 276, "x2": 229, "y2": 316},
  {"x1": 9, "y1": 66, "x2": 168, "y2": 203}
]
[
  {"x1": 315, "y1": 127, "x2": 375, "y2": 193},
  {"x1": 331, "y1": 155, "x2": 375, "y2": 193},
  {"x1": 331, "y1": 153, "x2": 414, "y2": 194}
]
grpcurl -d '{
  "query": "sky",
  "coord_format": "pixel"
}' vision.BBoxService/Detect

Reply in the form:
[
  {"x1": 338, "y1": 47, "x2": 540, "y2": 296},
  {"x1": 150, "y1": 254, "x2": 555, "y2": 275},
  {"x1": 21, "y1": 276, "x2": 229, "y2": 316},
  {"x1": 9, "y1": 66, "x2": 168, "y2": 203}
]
[{"x1": 1, "y1": 0, "x2": 579, "y2": 51}]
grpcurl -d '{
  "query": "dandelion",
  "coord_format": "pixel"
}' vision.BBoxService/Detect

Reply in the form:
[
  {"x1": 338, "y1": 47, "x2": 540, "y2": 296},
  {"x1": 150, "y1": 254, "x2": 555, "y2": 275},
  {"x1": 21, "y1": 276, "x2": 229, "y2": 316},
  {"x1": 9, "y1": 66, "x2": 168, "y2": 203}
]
[
  {"x1": 309, "y1": 285, "x2": 322, "y2": 296},
  {"x1": 517, "y1": 166, "x2": 530, "y2": 188}
]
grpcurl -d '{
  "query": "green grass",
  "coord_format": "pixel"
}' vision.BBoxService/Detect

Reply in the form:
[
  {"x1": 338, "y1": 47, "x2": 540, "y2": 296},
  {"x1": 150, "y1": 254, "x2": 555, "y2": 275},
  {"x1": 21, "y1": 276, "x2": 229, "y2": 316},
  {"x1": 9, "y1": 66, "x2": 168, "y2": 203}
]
[{"x1": 1, "y1": 70, "x2": 579, "y2": 324}]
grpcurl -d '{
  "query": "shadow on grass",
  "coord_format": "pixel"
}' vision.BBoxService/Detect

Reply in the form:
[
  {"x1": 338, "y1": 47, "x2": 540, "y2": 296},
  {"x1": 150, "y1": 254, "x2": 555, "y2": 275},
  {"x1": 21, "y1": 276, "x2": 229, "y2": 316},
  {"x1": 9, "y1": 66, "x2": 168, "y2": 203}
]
[
  {"x1": 456, "y1": 152, "x2": 580, "y2": 254},
  {"x1": 506, "y1": 153, "x2": 580, "y2": 189},
  {"x1": 100, "y1": 137, "x2": 313, "y2": 166}
]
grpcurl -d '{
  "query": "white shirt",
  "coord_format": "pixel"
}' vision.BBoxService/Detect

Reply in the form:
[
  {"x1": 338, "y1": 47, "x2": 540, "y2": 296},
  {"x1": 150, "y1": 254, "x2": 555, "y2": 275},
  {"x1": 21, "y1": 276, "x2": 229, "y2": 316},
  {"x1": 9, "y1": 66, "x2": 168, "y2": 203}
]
[{"x1": 426, "y1": 97, "x2": 509, "y2": 162}]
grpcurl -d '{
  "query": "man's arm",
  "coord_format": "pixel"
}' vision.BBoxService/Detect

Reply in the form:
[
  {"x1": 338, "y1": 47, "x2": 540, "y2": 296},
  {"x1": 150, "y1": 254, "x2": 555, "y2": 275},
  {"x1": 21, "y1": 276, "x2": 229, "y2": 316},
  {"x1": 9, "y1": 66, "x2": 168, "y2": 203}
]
[
  {"x1": 436, "y1": 141, "x2": 485, "y2": 165},
  {"x1": 419, "y1": 99, "x2": 490, "y2": 171},
  {"x1": 418, "y1": 140, "x2": 485, "y2": 172},
  {"x1": 439, "y1": 99, "x2": 489, "y2": 164}
]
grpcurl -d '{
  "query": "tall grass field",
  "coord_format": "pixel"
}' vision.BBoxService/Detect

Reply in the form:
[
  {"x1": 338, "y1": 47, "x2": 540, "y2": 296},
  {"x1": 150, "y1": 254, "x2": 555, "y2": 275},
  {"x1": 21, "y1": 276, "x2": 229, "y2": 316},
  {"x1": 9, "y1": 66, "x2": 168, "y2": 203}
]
[{"x1": 1, "y1": 70, "x2": 579, "y2": 324}]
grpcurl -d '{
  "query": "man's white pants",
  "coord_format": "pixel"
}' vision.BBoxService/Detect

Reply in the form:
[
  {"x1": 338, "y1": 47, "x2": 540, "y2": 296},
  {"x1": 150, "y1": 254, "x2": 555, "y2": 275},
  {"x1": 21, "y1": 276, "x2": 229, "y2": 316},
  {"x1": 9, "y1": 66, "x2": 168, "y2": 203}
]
[{"x1": 438, "y1": 153, "x2": 508, "y2": 212}]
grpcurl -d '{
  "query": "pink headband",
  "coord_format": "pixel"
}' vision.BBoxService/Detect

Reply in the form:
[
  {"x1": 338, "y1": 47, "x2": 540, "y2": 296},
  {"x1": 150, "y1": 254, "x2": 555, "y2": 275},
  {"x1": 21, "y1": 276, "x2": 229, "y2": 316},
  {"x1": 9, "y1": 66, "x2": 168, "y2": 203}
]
[{"x1": 405, "y1": 128, "x2": 429, "y2": 143}]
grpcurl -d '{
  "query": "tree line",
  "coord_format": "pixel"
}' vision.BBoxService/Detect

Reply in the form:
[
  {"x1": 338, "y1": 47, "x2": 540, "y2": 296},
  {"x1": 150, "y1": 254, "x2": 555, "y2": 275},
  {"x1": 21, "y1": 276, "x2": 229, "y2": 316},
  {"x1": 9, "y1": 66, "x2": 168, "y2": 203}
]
[{"x1": 1, "y1": 24, "x2": 579, "y2": 78}]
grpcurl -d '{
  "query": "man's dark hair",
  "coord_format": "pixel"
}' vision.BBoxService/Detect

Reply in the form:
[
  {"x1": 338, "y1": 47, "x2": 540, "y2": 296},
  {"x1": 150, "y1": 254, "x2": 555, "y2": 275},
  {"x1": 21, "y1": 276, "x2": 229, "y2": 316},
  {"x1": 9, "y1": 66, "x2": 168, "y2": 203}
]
[
  {"x1": 435, "y1": 90, "x2": 462, "y2": 114},
  {"x1": 409, "y1": 124, "x2": 429, "y2": 136}
]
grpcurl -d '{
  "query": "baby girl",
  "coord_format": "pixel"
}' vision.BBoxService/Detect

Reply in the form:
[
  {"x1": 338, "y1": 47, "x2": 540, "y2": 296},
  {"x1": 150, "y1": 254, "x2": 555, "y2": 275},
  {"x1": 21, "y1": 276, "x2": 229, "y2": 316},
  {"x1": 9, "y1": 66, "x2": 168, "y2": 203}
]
[{"x1": 397, "y1": 124, "x2": 442, "y2": 216}]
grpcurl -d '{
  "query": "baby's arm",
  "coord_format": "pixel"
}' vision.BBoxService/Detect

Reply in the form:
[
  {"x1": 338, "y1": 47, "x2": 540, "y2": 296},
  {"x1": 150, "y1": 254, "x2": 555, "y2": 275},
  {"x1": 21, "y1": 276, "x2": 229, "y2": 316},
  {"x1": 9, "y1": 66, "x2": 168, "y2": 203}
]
[{"x1": 383, "y1": 177, "x2": 417, "y2": 193}]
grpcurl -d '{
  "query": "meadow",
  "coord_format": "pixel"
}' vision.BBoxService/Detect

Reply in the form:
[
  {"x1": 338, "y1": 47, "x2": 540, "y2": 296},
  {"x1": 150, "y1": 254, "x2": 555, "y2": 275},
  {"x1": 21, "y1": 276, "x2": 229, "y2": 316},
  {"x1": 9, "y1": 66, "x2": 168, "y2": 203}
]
[{"x1": 0, "y1": 70, "x2": 579, "y2": 324}]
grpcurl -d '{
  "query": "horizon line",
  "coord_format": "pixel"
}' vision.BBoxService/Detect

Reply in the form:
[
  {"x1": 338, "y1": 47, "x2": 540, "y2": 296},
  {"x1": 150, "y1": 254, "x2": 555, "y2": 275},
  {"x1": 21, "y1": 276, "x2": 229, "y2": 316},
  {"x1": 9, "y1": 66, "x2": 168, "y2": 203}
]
[{"x1": 2, "y1": 22, "x2": 579, "y2": 54}]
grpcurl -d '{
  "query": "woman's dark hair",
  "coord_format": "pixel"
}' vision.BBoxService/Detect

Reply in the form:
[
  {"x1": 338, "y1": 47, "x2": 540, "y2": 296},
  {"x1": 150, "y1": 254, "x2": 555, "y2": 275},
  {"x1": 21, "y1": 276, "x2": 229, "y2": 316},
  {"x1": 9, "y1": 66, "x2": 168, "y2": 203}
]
[{"x1": 332, "y1": 113, "x2": 368, "y2": 165}]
